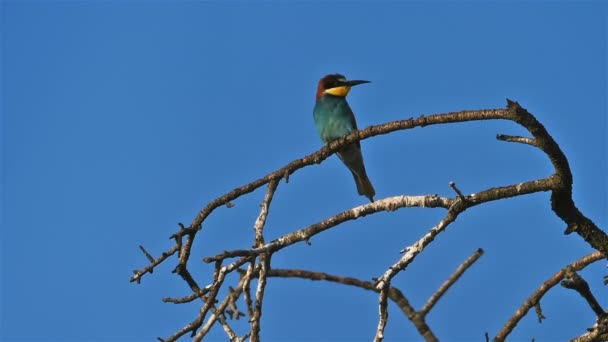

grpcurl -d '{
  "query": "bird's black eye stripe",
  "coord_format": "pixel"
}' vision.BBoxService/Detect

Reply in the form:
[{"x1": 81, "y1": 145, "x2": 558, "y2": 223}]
[{"x1": 327, "y1": 80, "x2": 340, "y2": 88}]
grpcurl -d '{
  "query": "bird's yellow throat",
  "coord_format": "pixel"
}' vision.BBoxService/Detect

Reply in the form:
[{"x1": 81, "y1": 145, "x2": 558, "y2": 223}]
[{"x1": 324, "y1": 86, "x2": 351, "y2": 97}]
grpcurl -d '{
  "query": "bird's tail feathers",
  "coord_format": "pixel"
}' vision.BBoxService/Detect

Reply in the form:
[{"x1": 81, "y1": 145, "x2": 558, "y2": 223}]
[{"x1": 352, "y1": 172, "x2": 376, "y2": 202}]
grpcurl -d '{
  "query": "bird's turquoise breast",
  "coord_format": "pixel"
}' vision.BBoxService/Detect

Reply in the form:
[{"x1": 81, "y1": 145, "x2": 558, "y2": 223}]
[{"x1": 313, "y1": 96, "x2": 355, "y2": 143}]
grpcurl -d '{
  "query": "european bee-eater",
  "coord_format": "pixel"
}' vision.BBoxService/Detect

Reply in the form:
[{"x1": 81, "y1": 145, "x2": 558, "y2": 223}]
[{"x1": 313, "y1": 74, "x2": 376, "y2": 202}]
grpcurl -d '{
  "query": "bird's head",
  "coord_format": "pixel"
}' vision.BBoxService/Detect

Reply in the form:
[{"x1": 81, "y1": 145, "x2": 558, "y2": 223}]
[{"x1": 316, "y1": 74, "x2": 370, "y2": 101}]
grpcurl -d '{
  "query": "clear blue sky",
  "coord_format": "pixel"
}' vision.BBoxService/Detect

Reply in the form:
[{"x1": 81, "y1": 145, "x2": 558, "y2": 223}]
[{"x1": 2, "y1": 2, "x2": 606, "y2": 341}]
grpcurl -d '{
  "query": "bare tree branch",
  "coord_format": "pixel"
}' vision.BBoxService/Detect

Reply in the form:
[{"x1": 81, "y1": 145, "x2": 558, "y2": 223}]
[
  {"x1": 131, "y1": 244, "x2": 179, "y2": 284},
  {"x1": 250, "y1": 254, "x2": 270, "y2": 342},
  {"x1": 250, "y1": 180, "x2": 279, "y2": 342},
  {"x1": 503, "y1": 101, "x2": 606, "y2": 253},
  {"x1": 253, "y1": 180, "x2": 279, "y2": 246},
  {"x1": 421, "y1": 248, "x2": 484, "y2": 316},
  {"x1": 374, "y1": 285, "x2": 389, "y2": 342},
  {"x1": 494, "y1": 252, "x2": 604, "y2": 342},
  {"x1": 131, "y1": 101, "x2": 607, "y2": 341},
  {"x1": 248, "y1": 268, "x2": 438, "y2": 341},
  {"x1": 242, "y1": 261, "x2": 256, "y2": 320},
  {"x1": 196, "y1": 264, "x2": 259, "y2": 340},
  {"x1": 163, "y1": 288, "x2": 211, "y2": 304},
  {"x1": 203, "y1": 195, "x2": 452, "y2": 264},
  {"x1": 561, "y1": 267, "x2": 607, "y2": 318}
]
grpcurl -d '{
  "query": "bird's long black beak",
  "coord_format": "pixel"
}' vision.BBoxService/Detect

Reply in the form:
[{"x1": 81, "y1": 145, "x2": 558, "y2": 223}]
[{"x1": 346, "y1": 80, "x2": 370, "y2": 87}]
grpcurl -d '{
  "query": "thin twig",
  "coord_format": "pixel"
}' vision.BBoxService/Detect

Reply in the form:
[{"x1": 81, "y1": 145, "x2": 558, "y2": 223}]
[
  {"x1": 163, "y1": 286, "x2": 211, "y2": 304},
  {"x1": 254, "y1": 180, "x2": 279, "y2": 247},
  {"x1": 242, "y1": 261, "x2": 256, "y2": 319},
  {"x1": 534, "y1": 302, "x2": 545, "y2": 323},
  {"x1": 139, "y1": 245, "x2": 155, "y2": 263},
  {"x1": 377, "y1": 209, "x2": 460, "y2": 290},
  {"x1": 420, "y1": 248, "x2": 484, "y2": 316},
  {"x1": 496, "y1": 134, "x2": 538, "y2": 147},
  {"x1": 130, "y1": 245, "x2": 179, "y2": 283},
  {"x1": 449, "y1": 181, "x2": 466, "y2": 201}
]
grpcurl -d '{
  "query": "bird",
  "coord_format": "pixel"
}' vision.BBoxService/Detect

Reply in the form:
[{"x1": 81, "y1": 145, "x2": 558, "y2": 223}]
[{"x1": 313, "y1": 74, "x2": 376, "y2": 202}]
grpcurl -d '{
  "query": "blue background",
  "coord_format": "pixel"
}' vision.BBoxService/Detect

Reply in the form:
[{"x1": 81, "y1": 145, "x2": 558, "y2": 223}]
[{"x1": 2, "y1": 2, "x2": 607, "y2": 341}]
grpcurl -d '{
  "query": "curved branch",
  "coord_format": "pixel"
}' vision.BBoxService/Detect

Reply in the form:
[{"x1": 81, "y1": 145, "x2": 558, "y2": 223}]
[
  {"x1": 203, "y1": 195, "x2": 451, "y2": 263},
  {"x1": 204, "y1": 175, "x2": 555, "y2": 267},
  {"x1": 561, "y1": 267, "x2": 606, "y2": 318},
  {"x1": 504, "y1": 100, "x2": 607, "y2": 255},
  {"x1": 134, "y1": 102, "x2": 607, "y2": 286},
  {"x1": 188, "y1": 108, "x2": 509, "y2": 233},
  {"x1": 494, "y1": 251, "x2": 604, "y2": 342},
  {"x1": 174, "y1": 109, "x2": 512, "y2": 284},
  {"x1": 255, "y1": 268, "x2": 438, "y2": 342}
]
